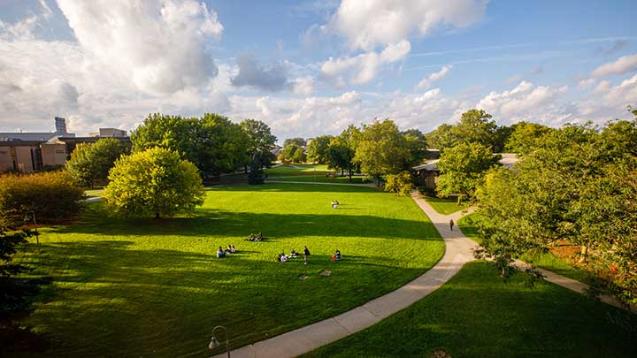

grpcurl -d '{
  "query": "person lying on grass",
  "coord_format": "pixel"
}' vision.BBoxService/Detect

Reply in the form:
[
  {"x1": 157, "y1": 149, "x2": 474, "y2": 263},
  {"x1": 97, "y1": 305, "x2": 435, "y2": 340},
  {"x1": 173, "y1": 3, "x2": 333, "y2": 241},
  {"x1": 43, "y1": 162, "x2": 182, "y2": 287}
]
[{"x1": 277, "y1": 251, "x2": 289, "y2": 263}]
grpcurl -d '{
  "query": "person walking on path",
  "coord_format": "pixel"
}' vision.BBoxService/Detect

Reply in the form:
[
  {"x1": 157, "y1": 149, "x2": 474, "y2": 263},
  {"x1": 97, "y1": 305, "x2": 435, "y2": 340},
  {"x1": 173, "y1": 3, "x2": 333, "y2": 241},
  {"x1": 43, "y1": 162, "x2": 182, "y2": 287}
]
[
  {"x1": 304, "y1": 246, "x2": 311, "y2": 265},
  {"x1": 449, "y1": 219, "x2": 454, "y2": 231}
]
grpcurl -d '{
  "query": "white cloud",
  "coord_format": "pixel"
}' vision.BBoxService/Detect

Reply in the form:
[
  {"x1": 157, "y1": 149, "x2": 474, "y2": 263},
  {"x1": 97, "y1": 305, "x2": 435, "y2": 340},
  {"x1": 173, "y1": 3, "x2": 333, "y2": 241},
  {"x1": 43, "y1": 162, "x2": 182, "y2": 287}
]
[
  {"x1": 476, "y1": 81, "x2": 570, "y2": 124},
  {"x1": 320, "y1": 40, "x2": 410, "y2": 86},
  {"x1": 0, "y1": 0, "x2": 229, "y2": 134},
  {"x1": 591, "y1": 54, "x2": 637, "y2": 78},
  {"x1": 56, "y1": 0, "x2": 223, "y2": 95},
  {"x1": 290, "y1": 76, "x2": 315, "y2": 96},
  {"x1": 417, "y1": 65, "x2": 452, "y2": 89},
  {"x1": 328, "y1": 0, "x2": 488, "y2": 51}
]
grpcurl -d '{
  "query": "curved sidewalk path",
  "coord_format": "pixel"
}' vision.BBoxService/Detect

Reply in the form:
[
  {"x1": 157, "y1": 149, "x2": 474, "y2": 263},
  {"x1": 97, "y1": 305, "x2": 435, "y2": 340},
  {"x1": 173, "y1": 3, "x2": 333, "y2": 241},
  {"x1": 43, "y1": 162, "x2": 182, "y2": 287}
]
[{"x1": 213, "y1": 191, "x2": 478, "y2": 358}]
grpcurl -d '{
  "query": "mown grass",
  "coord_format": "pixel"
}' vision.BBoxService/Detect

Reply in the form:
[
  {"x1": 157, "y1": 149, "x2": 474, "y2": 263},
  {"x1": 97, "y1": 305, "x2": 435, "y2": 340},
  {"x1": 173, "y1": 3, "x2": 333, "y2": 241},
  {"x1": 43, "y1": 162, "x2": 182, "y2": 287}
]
[
  {"x1": 458, "y1": 213, "x2": 589, "y2": 282},
  {"x1": 423, "y1": 195, "x2": 469, "y2": 215},
  {"x1": 308, "y1": 261, "x2": 637, "y2": 357},
  {"x1": 266, "y1": 164, "x2": 368, "y2": 184},
  {"x1": 16, "y1": 183, "x2": 443, "y2": 357}
]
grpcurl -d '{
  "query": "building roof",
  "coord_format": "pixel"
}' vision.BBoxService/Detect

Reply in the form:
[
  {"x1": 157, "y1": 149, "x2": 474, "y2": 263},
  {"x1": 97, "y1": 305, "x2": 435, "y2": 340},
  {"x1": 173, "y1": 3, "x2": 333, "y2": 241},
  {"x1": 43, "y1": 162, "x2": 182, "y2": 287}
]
[
  {"x1": 0, "y1": 140, "x2": 45, "y2": 147},
  {"x1": 412, "y1": 153, "x2": 519, "y2": 172}
]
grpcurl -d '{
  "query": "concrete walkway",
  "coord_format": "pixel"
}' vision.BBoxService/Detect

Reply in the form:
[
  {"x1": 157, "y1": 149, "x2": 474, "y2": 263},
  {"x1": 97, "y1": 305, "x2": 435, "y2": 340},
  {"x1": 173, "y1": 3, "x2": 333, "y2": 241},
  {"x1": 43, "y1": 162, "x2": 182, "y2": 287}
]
[{"x1": 212, "y1": 191, "x2": 478, "y2": 358}]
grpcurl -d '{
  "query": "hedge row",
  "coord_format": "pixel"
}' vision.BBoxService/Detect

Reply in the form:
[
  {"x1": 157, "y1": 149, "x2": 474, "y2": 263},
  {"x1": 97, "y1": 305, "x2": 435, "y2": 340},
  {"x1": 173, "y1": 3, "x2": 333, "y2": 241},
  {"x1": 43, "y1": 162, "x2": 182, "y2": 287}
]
[{"x1": 0, "y1": 171, "x2": 84, "y2": 227}]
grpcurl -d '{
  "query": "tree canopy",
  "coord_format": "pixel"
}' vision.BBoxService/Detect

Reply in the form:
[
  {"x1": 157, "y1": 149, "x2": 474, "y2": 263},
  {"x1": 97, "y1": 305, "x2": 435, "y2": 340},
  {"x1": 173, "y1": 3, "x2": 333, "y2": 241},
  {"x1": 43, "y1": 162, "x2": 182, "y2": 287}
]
[
  {"x1": 354, "y1": 119, "x2": 410, "y2": 180},
  {"x1": 306, "y1": 135, "x2": 334, "y2": 164},
  {"x1": 104, "y1": 147, "x2": 204, "y2": 219},
  {"x1": 66, "y1": 137, "x2": 130, "y2": 188},
  {"x1": 436, "y1": 142, "x2": 500, "y2": 201}
]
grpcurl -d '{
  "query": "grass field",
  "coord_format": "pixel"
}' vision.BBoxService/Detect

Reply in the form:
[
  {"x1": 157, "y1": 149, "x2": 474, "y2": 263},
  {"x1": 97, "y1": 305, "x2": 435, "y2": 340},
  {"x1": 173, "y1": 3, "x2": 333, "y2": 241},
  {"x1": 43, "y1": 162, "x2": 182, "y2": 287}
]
[
  {"x1": 17, "y1": 183, "x2": 443, "y2": 356},
  {"x1": 266, "y1": 164, "x2": 368, "y2": 184},
  {"x1": 458, "y1": 213, "x2": 590, "y2": 282},
  {"x1": 308, "y1": 261, "x2": 637, "y2": 357},
  {"x1": 423, "y1": 195, "x2": 469, "y2": 215}
]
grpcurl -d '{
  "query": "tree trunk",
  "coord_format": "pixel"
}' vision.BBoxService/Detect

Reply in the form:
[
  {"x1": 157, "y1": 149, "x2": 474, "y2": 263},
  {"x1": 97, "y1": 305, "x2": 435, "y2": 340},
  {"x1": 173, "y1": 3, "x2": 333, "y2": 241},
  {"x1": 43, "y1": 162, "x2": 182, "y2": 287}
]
[
  {"x1": 348, "y1": 169, "x2": 352, "y2": 182},
  {"x1": 155, "y1": 212, "x2": 160, "y2": 220}
]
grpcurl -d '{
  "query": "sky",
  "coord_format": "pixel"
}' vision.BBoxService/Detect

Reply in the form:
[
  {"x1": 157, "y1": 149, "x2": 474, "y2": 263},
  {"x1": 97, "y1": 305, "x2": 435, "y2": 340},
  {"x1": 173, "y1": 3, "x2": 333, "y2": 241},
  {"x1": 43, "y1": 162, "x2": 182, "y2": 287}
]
[{"x1": 1, "y1": 0, "x2": 637, "y2": 141}]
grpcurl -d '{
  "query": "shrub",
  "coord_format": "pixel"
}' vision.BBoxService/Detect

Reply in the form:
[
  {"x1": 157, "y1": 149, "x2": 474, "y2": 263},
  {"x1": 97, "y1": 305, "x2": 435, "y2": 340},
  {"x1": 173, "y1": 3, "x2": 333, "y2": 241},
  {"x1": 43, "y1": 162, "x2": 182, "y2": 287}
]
[
  {"x1": 384, "y1": 171, "x2": 414, "y2": 196},
  {"x1": 104, "y1": 147, "x2": 205, "y2": 218},
  {"x1": 0, "y1": 171, "x2": 84, "y2": 226}
]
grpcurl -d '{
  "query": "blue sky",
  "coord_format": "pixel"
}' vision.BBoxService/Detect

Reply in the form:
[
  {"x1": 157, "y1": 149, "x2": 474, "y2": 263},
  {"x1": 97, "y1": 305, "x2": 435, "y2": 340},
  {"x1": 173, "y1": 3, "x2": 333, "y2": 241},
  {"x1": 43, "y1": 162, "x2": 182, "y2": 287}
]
[{"x1": 1, "y1": 0, "x2": 636, "y2": 141}]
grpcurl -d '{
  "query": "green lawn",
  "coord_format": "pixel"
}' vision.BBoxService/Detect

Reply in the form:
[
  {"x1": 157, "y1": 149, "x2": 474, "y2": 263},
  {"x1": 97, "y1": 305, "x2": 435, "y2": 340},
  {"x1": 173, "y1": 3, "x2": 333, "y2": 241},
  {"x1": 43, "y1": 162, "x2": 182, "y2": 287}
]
[
  {"x1": 17, "y1": 183, "x2": 443, "y2": 356},
  {"x1": 83, "y1": 188, "x2": 104, "y2": 197},
  {"x1": 423, "y1": 195, "x2": 469, "y2": 215},
  {"x1": 308, "y1": 261, "x2": 637, "y2": 357},
  {"x1": 266, "y1": 164, "x2": 368, "y2": 184},
  {"x1": 459, "y1": 213, "x2": 590, "y2": 282}
]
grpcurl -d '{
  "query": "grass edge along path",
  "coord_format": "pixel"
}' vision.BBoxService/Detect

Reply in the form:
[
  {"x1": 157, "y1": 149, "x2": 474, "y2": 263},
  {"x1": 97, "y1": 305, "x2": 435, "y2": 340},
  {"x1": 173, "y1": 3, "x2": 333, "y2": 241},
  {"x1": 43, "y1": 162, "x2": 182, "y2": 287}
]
[{"x1": 212, "y1": 191, "x2": 479, "y2": 358}]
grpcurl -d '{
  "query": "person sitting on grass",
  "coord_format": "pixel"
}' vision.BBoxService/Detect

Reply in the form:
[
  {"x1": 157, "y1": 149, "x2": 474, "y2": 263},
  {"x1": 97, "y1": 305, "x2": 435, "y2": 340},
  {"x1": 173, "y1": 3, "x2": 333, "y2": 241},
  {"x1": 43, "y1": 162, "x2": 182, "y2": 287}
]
[
  {"x1": 290, "y1": 249, "x2": 298, "y2": 257},
  {"x1": 331, "y1": 200, "x2": 339, "y2": 209},
  {"x1": 279, "y1": 251, "x2": 289, "y2": 263},
  {"x1": 216, "y1": 246, "x2": 225, "y2": 258},
  {"x1": 225, "y1": 245, "x2": 233, "y2": 254},
  {"x1": 335, "y1": 249, "x2": 341, "y2": 261},
  {"x1": 230, "y1": 245, "x2": 237, "y2": 253}
]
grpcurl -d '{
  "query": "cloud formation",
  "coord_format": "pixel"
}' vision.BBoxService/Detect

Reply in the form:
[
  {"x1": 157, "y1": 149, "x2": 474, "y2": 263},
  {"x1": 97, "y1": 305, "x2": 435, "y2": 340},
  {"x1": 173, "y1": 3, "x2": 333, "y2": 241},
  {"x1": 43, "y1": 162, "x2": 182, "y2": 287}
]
[
  {"x1": 321, "y1": 40, "x2": 410, "y2": 86},
  {"x1": 231, "y1": 55, "x2": 288, "y2": 91},
  {"x1": 57, "y1": 0, "x2": 223, "y2": 94},
  {"x1": 417, "y1": 65, "x2": 453, "y2": 89},
  {"x1": 591, "y1": 53, "x2": 637, "y2": 78},
  {"x1": 328, "y1": 0, "x2": 488, "y2": 51}
]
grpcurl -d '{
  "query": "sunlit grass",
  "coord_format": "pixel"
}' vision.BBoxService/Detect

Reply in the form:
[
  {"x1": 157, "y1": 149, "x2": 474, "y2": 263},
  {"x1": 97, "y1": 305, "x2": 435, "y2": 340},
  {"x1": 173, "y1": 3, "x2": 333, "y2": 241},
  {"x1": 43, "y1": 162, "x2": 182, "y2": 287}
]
[
  {"x1": 308, "y1": 261, "x2": 637, "y2": 357},
  {"x1": 423, "y1": 195, "x2": 469, "y2": 215},
  {"x1": 18, "y1": 183, "x2": 443, "y2": 356}
]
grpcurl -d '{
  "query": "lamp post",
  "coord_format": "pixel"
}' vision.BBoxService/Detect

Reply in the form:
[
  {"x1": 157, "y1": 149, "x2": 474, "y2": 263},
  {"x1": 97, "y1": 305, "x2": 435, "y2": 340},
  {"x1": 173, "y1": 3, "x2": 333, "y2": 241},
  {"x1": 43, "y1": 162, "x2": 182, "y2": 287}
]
[
  {"x1": 24, "y1": 211, "x2": 40, "y2": 246},
  {"x1": 209, "y1": 325, "x2": 230, "y2": 358}
]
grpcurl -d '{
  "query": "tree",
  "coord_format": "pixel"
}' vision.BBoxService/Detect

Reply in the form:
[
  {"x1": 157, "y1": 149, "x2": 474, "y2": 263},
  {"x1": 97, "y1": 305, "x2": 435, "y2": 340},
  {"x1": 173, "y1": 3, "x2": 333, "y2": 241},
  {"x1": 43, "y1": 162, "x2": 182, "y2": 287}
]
[
  {"x1": 402, "y1": 129, "x2": 427, "y2": 167},
  {"x1": 104, "y1": 148, "x2": 204, "y2": 219},
  {"x1": 425, "y1": 124, "x2": 458, "y2": 151},
  {"x1": 66, "y1": 138, "x2": 130, "y2": 188},
  {"x1": 306, "y1": 135, "x2": 334, "y2": 164},
  {"x1": 476, "y1": 119, "x2": 637, "y2": 305},
  {"x1": 452, "y1": 109, "x2": 499, "y2": 150},
  {"x1": 327, "y1": 126, "x2": 360, "y2": 181},
  {"x1": 355, "y1": 119, "x2": 409, "y2": 181},
  {"x1": 131, "y1": 113, "x2": 251, "y2": 177},
  {"x1": 436, "y1": 142, "x2": 499, "y2": 202},
  {"x1": 505, "y1": 121, "x2": 553, "y2": 154},
  {"x1": 240, "y1": 119, "x2": 277, "y2": 170},
  {"x1": 384, "y1": 171, "x2": 414, "y2": 196},
  {"x1": 283, "y1": 137, "x2": 306, "y2": 147}
]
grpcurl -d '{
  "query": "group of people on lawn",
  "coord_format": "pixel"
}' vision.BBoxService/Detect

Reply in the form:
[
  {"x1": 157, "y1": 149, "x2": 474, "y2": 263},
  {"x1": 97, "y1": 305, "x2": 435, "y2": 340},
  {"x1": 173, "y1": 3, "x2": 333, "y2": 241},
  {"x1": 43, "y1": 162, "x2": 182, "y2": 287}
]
[
  {"x1": 216, "y1": 244, "x2": 237, "y2": 258},
  {"x1": 217, "y1": 244, "x2": 342, "y2": 264},
  {"x1": 217, "y1": 200, "x2": 345, "y2": 262}
]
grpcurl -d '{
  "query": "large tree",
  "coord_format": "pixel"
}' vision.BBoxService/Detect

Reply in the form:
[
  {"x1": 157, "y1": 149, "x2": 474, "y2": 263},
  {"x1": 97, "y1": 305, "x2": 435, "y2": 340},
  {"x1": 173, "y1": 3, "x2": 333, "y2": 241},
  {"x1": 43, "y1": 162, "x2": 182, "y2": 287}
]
[
  {"x1": 436, "y1": 142, "x2": 500, "y2": 201},
  {"x1": 306, "y1": 135, "x2": 334, "y2": 164},
  {"x1": 66, "y1": 137, "x2": 130, "y2": 188},
  {"x1": 402, "y1": 129, "x2": 427, "y2": 167},
  {"x1": 425, "y1": 124, "x2": 458, "y2": 151},
  {"x1": 452, "y1": 109, "x2": 499, "y2": 150},
  {"x1": 279, "y1": 143, "x2": 305, "y2": 163},
  {"x1": 283, "y1": 137, "x2": 306, "y2": 147},
  {"x1": 104, "y1": 147, "x2": 204, "y2": 219},
  {"x1": 355, "y1": 119, "x2": 410, "y2": 181},
  {"x1": 131, "y1": 113, "x2": 251, "y2": 176},
  {"x1": 240, "y1": 119, "x2": 277, "y2": 170},
  {"x1": 505, "y1": 121, "x2": 553, "y2": 154},
  {"x1": 476, "y1": 116, "x2": 637, "y2": 305},
  {"x1": 327, "y1": 125, "x2": 360, "y2": 181}
]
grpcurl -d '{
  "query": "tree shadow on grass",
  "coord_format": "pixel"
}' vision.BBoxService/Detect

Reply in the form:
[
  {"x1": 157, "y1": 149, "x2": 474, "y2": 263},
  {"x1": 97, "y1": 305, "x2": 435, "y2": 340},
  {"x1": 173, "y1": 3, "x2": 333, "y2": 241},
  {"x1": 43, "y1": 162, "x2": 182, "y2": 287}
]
[
  {"x1": 20, "y1": 240, "x2": 432, "y2": 357},
  {"x1": 49, "y1": 207, "x2": 441, "y2": 241}
]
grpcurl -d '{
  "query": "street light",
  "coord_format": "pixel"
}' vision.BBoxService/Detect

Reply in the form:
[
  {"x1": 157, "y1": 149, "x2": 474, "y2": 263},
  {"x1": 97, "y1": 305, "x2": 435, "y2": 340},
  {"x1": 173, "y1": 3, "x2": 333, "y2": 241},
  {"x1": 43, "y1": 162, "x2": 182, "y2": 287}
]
[
  {"x1": 23, "y1": 211, "x2": 40, "y2": 246},
  {"x1": 208, "y1": 325, "x2": 230, "y2": 358}
]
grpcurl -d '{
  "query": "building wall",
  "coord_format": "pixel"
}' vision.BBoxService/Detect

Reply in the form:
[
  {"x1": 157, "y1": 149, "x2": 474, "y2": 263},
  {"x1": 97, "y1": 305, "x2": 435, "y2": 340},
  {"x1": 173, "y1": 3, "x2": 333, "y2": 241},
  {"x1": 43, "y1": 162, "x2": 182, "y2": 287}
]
[
  {"x1": 14, "y1": 146, "x2": 35, "y2": 173},
  {"x1": 41, "y1": 143, "x2": 68, "y2": 167},
  {"x1": 0, "y1": 146, "x2": 13, "y2": 172}
]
